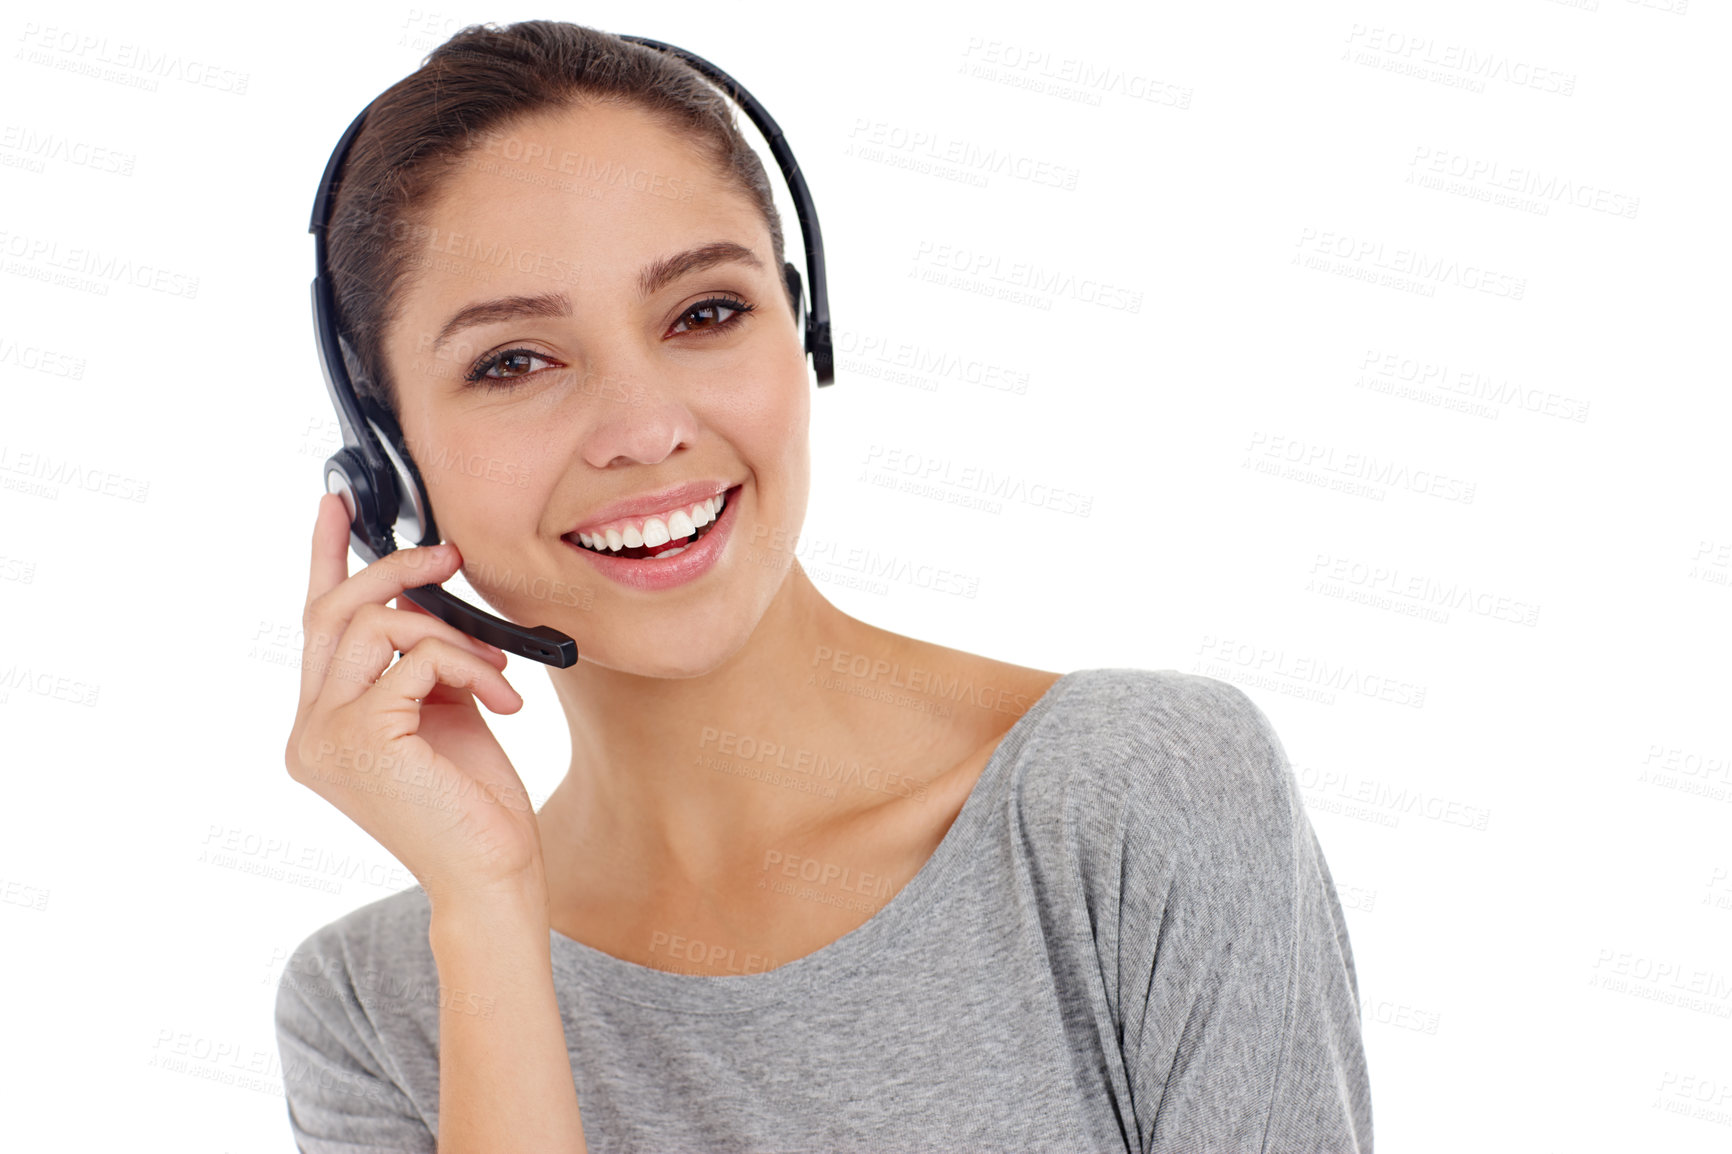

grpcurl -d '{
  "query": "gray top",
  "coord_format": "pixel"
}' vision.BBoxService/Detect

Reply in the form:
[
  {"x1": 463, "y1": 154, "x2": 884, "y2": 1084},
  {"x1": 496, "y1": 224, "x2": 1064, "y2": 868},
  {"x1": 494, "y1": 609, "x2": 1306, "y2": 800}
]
[{"x1": 274, "y1": 668, "x2": 1372, "y2": 1153}]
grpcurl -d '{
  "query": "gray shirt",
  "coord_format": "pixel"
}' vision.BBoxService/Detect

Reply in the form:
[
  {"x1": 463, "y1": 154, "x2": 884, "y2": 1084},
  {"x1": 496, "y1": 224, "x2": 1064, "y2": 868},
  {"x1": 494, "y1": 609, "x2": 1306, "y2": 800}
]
[{"x1": 274, "y1": 667, "x2": 1372, "y2": 1152}]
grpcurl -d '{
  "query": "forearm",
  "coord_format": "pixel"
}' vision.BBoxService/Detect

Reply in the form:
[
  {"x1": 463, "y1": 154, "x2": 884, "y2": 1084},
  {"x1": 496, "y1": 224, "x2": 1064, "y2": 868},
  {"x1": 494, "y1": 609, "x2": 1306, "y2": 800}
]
[{"x1": 429, "y1": 879, "x2": 587, "y2": 1154}]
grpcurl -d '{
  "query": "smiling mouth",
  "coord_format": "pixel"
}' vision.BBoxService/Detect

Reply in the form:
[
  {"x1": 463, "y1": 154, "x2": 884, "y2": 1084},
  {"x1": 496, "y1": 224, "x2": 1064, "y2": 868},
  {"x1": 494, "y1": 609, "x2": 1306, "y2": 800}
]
[{"x1": 563, "y1": 485, "x2": 736, "y2": 560}]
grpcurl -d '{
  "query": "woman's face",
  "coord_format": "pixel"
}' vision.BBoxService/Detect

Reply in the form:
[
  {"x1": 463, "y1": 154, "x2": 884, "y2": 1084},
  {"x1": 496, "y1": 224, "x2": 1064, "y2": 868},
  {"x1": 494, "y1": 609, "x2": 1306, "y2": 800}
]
[{"x1": 381, "y1": 101, "x2": 812, "y2": 678}]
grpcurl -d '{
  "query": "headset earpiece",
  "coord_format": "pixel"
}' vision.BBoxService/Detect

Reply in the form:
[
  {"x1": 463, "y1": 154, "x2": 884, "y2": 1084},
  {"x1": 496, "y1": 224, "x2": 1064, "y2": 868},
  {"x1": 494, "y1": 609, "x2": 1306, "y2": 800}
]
[
  {"x1": 333, "y1": 329, "x2": 438, "y2": 548},
  {"x1": 783, "y1": 261, "x2": 806, "y2": 345},
  {"x1": 367, "y1": 419, "x2": 435, "y2": 547},
  {"x1": 322, "y1": 447, "x2": 393, "y2": 563}
]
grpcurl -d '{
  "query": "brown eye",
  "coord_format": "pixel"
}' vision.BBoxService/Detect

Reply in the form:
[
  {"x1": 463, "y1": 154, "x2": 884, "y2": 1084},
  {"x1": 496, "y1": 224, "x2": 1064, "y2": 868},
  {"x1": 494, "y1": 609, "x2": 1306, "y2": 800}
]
[
  {"x1": 463, "y1": 348, "x2": 559, "y2": 390},
  {"x1": 670, "y1": 296, "x2": 754, "y2": 337},
  {"x1": 494, "y1": 351, "x2": 538, "y2": 377}
]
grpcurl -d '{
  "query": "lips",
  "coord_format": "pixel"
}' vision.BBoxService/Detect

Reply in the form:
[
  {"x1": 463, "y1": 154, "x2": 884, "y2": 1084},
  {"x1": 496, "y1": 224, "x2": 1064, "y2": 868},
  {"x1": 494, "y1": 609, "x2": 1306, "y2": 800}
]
[
  {"x1": 566, "y1": 479, "x2": 735, "y2": 541},
  {"x1": 565, "y1": 488, "x2": 728, "y2": 557},
  {"x1": 569, "y1": 501, "x2": 724, "y2": 560},
  {"x1": 560, "y1": 484, "x2": 742, "y2": 592}
]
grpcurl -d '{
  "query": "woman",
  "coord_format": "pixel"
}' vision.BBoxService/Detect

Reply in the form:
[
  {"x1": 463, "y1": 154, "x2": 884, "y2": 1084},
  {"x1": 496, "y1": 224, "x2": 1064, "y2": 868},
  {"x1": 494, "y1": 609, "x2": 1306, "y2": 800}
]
[{"x1": 277, "y1": 20, "x2": 1371, "y2": 1154}]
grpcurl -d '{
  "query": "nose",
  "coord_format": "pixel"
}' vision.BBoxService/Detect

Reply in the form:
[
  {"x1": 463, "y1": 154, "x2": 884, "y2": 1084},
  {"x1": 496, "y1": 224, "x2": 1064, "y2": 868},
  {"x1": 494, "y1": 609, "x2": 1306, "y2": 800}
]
[{"x1": 573, "y1": 360, "x2": 700, "y2": 470}]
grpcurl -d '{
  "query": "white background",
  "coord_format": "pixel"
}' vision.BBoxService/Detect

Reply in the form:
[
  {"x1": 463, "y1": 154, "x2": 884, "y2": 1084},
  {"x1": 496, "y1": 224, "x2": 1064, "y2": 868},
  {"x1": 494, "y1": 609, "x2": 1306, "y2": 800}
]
[{"x1": 2, "y1": 0, "x2": 1729, "y2": 1150}]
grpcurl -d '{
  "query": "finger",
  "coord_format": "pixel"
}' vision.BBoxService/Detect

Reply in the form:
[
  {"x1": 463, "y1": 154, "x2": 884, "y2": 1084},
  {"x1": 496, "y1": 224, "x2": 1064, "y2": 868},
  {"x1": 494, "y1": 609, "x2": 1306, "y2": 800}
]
[
  {"x1": 307, "y1": 492, "x2": 352, "y2": 605},
  {"x1": 371, "y1": 636, "x2": 524, "y2": 718},
  {"x1": 300, "y1": 493, "x2": 360, "y2": 714},
  {"x1": 317, "y1": 603, "x2": 519, "y2": 712},
  {"x1": 302, "y1": 543, "x2": 463, "y2": 711},
  {"x1": 395, "y1": 593, "x2": 509, "y2": 666}
]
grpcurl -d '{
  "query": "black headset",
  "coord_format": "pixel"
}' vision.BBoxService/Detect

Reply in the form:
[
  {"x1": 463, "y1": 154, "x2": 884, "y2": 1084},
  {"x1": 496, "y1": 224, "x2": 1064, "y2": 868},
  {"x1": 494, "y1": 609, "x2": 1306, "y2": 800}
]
[{"x1": 308, "y1": 34, "x2": 833, "y2": 670}]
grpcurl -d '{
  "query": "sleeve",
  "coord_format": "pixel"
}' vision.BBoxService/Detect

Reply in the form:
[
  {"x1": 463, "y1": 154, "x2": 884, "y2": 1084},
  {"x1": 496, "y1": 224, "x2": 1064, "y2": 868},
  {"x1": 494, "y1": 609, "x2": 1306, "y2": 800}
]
[
  {"x1": 274, "y1": 929, "x2": 438, "y2": 1154},
  {"x1": 1117, "y1": 678, "x2": 1373, "y2": 1154}
]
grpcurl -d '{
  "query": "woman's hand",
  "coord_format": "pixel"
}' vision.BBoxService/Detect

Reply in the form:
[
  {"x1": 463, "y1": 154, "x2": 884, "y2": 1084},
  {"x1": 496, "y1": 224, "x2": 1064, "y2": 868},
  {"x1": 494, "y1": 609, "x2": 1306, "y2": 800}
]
[{"x1": 284, "y1": 493, "x2": 544, "y2": 909}]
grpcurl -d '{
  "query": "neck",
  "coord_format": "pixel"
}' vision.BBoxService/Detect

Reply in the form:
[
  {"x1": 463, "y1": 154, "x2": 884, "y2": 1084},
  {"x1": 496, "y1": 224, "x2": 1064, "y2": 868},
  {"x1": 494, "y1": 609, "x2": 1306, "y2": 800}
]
[{"x1": 535, "y1": 564, "x2": 958, "y2": 896}]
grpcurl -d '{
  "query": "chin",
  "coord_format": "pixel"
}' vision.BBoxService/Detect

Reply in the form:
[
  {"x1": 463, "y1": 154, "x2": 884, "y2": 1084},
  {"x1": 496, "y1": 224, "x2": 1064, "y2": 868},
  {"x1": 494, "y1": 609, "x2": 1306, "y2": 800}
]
[
  {"x1": 569, "y1": 612, "x2": 758, "y2": 681},
  {"x1": 476, "y1": 564, "x2": 769, "y2": 681}
]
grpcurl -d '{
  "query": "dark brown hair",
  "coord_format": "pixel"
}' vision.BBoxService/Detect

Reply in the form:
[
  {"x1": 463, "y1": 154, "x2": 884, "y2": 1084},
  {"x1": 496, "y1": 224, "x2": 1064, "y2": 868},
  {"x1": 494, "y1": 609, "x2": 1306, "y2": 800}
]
[{"x1": 325, "y1": 20, "x2": 791, "y2": 422}]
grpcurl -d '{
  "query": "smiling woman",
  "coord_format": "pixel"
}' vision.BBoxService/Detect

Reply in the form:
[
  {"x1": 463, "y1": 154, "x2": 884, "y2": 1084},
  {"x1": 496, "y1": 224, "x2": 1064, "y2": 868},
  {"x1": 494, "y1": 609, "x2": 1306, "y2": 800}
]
[{"x1": 276, "y1": 19, "x2": 1371, "y2": 1154}]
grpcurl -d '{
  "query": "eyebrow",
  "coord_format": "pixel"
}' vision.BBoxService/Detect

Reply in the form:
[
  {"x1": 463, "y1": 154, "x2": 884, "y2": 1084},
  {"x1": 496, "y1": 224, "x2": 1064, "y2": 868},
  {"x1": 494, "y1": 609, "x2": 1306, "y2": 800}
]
[
  {"x1": 430, "y1": 241, "x2": 764, "y2": 355},
  {"x1": 637, "y1": 241, "x2": 763, "y2": 299}
]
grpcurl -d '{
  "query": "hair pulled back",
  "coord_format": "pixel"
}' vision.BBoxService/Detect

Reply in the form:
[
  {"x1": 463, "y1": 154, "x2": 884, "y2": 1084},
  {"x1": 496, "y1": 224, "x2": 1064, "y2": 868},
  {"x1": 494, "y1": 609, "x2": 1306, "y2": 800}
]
[{"x1": 324, "y1": 20, "x2": 791, "y2": 421}]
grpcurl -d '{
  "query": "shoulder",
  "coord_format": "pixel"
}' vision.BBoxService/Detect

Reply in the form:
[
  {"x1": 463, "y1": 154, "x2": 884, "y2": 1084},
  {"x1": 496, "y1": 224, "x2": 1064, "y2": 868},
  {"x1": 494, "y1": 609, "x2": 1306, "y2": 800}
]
[
  {"x1": 1048, "y1": 673, "x2": 1373, "y2": 1149},
  {"x1": 1011, "y1": 665, "x2": 1302, "y2": 901},
  {"x1": 275, "y1": 884, "x2": 438, "y2": 1029},
  {"x1": 273, "y1": 888, "x2": 443, "y2": 1143},
  {"x1": 1032, "y1": 668, "x2": 1299, "y2": 860}
]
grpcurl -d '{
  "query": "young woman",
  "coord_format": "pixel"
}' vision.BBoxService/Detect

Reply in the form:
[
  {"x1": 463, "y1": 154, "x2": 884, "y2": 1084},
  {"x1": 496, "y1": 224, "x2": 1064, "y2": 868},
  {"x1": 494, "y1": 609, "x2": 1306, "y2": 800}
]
[{"x1": 277, "y1": 20, "x2": 1371, "y2": 1154}]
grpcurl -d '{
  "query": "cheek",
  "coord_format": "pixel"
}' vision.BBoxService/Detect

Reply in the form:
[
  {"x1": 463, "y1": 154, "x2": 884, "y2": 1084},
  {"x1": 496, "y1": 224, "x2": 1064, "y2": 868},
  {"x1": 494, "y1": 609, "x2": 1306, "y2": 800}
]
[
  {"x1": 754, "y1": 360, "x2": 813, "y2": 459},
  {"x1": 754, "y1": 368, "x2": 813, "y2": 525},
  {"x1": 411, "y1": 420, "x2": 550, "y2": 530}
]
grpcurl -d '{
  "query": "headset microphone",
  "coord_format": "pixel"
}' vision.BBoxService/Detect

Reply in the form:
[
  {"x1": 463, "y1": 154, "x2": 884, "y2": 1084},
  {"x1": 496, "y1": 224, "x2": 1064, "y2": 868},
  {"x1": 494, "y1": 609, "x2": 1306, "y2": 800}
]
[{"x1": 307, "y1": 34, "x2": 833, "y2": 669}]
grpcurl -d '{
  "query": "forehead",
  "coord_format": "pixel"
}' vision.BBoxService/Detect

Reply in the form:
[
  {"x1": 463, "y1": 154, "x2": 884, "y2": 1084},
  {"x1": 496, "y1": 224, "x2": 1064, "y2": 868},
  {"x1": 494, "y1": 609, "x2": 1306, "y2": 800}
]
[{"x1": 405, "y1": 101, "x2": 767, "y2": 293}]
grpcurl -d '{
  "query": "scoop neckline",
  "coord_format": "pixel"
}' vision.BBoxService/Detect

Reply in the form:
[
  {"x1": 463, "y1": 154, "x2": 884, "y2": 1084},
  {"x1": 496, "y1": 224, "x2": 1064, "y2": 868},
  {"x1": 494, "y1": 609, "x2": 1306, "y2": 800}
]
[{"x1": 546, "y1": 670, "x2": 1077, "y2": 1013}]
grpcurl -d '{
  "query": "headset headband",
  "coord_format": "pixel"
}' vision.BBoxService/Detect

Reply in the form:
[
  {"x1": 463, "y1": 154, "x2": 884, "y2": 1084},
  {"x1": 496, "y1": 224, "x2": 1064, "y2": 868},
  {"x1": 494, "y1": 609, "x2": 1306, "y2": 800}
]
[{"x1": 307, "y1": 33, "x2": 834, "y2": 669}]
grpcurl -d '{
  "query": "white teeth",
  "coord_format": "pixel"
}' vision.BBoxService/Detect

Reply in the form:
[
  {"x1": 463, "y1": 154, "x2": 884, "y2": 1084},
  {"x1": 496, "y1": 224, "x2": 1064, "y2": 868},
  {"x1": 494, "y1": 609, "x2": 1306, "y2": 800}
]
[
  {"x1": 573, "y1": 488, "x2": 731, "y2": 554},
  {"x1": 656, "y1": 544, "x2": 690, "y2": 558}
]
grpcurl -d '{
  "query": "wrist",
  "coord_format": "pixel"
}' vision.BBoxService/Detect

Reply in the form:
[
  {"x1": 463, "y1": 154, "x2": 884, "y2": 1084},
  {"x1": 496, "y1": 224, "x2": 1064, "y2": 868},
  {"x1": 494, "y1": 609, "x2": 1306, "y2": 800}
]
[{"x1": 427, "y1": 871, "x2": 550, "y2": 949}]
